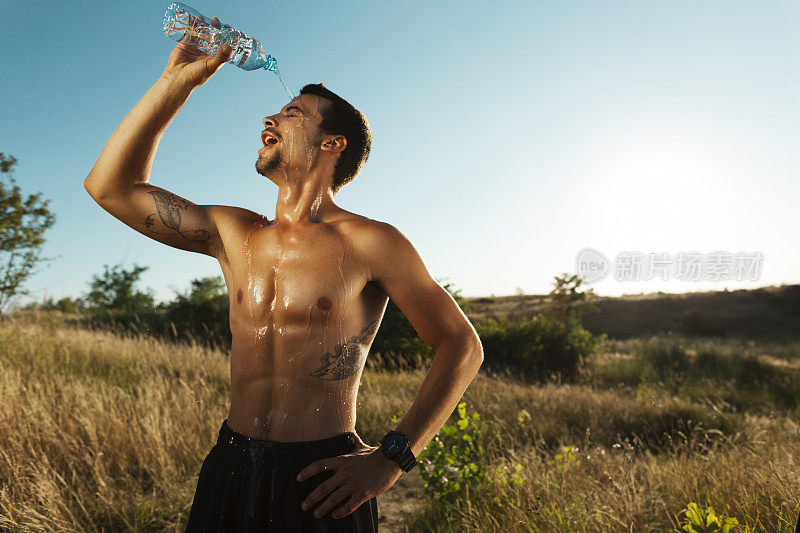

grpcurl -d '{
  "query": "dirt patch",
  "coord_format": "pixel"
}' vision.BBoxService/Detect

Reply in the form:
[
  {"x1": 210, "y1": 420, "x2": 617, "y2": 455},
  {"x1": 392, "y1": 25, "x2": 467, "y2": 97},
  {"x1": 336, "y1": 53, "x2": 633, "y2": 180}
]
[{"x1": 377, "y1": 470, "x2": 425, "y2": 531}]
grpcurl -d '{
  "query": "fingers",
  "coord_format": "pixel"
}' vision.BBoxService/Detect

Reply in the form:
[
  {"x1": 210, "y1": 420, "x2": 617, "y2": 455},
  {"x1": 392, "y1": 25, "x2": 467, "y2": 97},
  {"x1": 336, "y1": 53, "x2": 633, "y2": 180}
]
[
  {"x1": 311, "y1": 486, "x2": 353, "y2": 519},
  {"x1": 208, "y1": 16, "x2": 230, "y2": 66},
  {"x1": 176, "y1": 42, "x2": 203, "y2": 57},
  {"x1": 331, "y1": 498, "x2": 362, "y2": 520},
  {"x1": 210, "y1": 44, "x2": 232, "y2": 69},
  {"x1": 200, "y1": 16, "x2": 231, "y2": 70},
  {"x1": 297, "y1": 459, "x2": 334, "y2": 482},
  {"x1": 300, "y1": 472, "x2": 341, "y2": 512}
]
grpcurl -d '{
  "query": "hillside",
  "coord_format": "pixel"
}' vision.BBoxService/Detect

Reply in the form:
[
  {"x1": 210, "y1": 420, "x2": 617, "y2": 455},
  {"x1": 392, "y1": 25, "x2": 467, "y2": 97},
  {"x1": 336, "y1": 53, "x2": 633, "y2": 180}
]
[{"x1": 464, "y1": 284, "x2": 800, "y2": 340}]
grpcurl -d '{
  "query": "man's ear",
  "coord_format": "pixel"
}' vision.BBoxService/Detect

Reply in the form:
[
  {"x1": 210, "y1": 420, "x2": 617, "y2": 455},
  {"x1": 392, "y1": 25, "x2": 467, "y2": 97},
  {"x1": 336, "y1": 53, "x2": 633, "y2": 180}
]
[{"x1": 321, "y1": 135, "x2": 347, "y2": 154}]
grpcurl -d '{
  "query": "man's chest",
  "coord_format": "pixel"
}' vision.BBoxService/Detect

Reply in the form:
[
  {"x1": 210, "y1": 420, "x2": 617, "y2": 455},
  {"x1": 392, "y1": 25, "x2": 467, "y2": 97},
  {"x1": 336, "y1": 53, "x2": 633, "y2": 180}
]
[{"x1": 219, "y1": 222, "x2": 375, "y2": 322}]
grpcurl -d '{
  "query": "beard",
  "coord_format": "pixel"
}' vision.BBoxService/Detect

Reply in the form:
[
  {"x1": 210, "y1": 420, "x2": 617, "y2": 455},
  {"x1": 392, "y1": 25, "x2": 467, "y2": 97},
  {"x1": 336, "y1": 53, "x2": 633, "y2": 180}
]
[{"x1": 255, "y1": 147, "x2": 284, "y2": 177}]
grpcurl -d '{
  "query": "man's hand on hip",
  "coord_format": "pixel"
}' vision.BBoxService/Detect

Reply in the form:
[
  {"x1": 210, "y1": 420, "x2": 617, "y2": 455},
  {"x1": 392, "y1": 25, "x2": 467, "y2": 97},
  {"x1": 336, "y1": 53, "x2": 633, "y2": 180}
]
[{"x1": 297, "y1": 439, "x2": 404, "y2": 519}]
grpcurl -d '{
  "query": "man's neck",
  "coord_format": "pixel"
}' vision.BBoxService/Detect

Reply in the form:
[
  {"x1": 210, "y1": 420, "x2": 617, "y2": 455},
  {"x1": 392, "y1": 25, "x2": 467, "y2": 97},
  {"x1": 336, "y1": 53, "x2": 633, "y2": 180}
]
[{"x1": 273, "y1": 177, "x2": 339, "y2": 226}]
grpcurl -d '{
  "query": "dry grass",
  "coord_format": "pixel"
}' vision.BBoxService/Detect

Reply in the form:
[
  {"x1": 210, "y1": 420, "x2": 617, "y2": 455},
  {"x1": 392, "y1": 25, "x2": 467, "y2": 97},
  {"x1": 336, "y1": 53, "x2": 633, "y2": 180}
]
[
  {"x1": 405, "y1": 338, "x2": 800, "y2": 532},
  {"x1": 2, "y1": 312, "x2": 800, "y2": 531},
  {"x1": 0, "y1": 313, "x2": 228, "y2": 531},
  {"x1": 0, "y1": 312, "x2": 431, "y2": 532},
  {"x1": 412, "y1": 415, "x2": 800, "y2": 532}
]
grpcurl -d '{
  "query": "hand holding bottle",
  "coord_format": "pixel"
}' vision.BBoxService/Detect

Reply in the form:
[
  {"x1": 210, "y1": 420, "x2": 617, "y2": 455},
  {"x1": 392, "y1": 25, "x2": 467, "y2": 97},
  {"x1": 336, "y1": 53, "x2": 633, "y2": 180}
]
[
  {"x1": 161, "y1": 15, "x2": 233, "y2": 89},
  {"x1": 162, "y1": 3, "x2": 278, "y2": 72}
]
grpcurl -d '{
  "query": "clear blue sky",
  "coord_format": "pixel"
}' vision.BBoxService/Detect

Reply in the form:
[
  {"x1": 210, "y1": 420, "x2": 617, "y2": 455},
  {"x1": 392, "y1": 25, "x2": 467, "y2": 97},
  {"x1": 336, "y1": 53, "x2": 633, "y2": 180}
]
[{"x1": 2, "y1": 0, "x2": 798, "y2": 308}]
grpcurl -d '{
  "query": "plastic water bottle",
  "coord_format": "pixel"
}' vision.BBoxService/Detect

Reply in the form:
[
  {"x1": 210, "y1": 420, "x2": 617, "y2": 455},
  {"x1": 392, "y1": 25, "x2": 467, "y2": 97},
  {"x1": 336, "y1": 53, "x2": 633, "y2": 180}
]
[{"x1": 162, "y1": 2, "x2": 278, "y2": 72}]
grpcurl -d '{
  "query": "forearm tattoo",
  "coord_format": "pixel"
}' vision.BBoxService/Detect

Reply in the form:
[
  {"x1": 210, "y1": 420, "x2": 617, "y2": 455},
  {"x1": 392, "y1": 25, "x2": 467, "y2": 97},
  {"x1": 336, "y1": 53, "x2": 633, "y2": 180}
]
[
  {"x1": 143, "y1": 190, "x2": 210, "y2": 241},
  {"x1": 308, "y1": 320, "x2": 379, "y2": 381}
]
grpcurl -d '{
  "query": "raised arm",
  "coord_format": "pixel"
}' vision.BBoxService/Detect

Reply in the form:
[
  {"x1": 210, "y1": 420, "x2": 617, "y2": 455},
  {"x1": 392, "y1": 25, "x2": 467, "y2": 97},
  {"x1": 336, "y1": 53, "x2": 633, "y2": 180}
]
[{"x1": 84, "y1": 17, "x2": 236, "y2": 258}]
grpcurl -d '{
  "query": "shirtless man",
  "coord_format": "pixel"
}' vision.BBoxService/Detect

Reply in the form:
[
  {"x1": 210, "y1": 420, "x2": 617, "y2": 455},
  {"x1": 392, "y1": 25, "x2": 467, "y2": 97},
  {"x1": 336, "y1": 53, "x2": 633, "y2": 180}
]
[{"x1": 84, "y1": 16, "x2": 483, "y2": 532}]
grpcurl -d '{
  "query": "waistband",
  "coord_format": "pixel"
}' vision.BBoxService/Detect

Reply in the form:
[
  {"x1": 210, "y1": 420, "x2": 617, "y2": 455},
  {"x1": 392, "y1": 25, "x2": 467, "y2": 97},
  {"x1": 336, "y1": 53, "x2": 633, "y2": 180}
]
[{"x1": 216, "y1": 419, "x2": 357, "y2": 464}]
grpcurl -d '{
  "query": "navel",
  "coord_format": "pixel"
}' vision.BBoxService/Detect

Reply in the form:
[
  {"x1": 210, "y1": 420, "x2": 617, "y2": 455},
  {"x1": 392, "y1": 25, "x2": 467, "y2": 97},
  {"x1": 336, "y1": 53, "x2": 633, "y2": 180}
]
[
  {"x1": 317, "y1": 297, "x2": 332, "y2": 311},
  {"x1": 237, "y1": 289, "x2": 243, "y2": 304}
]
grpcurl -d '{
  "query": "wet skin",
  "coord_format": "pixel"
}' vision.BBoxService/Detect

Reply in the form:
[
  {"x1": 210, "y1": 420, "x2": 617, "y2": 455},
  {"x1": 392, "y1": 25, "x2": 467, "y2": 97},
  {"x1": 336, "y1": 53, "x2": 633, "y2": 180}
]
[
  {"x1": 213, "y1": 93, "x2": 391, "y2": 442},
  {"x1": 216, "y1": 208, "x2": 390, "y2": 442},
  {"x1": 85, "y1": 31, "x2": 484, "y2": 520},
  {"x1": 144, "y1": 186, "x2": 396, "y2": 443},
  {"x1": 85, "y1": 71, "x2": 479, "y2": 449}
]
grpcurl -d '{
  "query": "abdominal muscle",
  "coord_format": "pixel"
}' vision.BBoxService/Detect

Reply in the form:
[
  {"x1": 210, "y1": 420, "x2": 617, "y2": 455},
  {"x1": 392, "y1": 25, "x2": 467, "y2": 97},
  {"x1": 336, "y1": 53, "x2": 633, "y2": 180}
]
[
  {"x1": 215, "y1": 215, "x2": 387, "y2": 443},
  {"x1": 224, "y1": 321, "x2": 364, "y2": 442}
]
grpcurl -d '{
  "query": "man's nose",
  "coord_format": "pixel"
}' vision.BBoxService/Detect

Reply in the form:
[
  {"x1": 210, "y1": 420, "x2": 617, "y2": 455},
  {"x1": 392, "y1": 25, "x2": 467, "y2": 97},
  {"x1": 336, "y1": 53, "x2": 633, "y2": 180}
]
[{"x1": 263, "y1": 116, "x2": 277, "y2": 128}]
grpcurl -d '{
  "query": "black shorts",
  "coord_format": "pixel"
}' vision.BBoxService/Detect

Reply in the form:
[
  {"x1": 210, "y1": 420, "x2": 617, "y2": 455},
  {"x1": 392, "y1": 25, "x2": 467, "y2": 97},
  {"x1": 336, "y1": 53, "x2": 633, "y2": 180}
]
[{"x1": 185, "y1": 419, "x2": 379, "y2": 532}]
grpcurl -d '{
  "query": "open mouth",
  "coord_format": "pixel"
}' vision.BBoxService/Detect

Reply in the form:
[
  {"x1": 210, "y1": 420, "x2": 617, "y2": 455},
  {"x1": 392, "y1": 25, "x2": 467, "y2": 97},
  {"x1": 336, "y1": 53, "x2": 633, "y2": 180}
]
[{"x1": 261, "y1": 131, "x2": 279, "y2": 148}]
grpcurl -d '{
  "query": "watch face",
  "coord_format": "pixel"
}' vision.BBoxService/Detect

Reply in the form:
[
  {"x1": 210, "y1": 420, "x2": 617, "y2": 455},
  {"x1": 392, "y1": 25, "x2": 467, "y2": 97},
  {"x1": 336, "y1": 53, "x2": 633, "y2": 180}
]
[{"x1": 385, "y1": 435, "x2": 406, "y2": 456}]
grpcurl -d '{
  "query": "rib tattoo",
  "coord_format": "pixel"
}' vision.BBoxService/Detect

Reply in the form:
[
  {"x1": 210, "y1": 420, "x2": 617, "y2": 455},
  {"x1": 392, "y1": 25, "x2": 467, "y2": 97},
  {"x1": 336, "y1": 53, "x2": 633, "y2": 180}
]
[
  {"x1": 143, "y1": 190, "x2": 210, "y2": 241},
  {"x1": 308, "y1": 320, "x2": 379, "y2": 381}
]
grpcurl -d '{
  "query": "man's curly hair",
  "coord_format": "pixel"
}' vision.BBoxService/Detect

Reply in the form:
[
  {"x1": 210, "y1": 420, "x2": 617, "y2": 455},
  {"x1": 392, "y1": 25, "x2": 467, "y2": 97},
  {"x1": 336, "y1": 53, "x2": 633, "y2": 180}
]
[{"x1": 300, "y1": 83, "x2": 371, "y2": 194}]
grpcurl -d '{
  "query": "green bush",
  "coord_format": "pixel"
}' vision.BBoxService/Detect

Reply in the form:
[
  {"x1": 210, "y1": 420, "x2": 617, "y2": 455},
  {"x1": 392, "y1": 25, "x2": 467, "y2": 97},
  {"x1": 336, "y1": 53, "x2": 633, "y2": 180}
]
[
  {"x1": 476, "y1": 314, "x2": 601, "y2": 379},
  {"x1": 409, "y1": 403, "x2": 524, "y2": 528},
  {"x1": 474, "y1": 273, "x2": 605, "y2": 380},
  {"x1": 680, "y1": 502, "x2": 739, "y2": 532},
  {"x1": 80, "y1": 276, "x2": 232, "y2": 351},
  {"x1": 413, "y1": 402, "x2": 495, "y2": 504},
  {"x1": 157, "y1": 276, "x2": 230, "y2": 349}
]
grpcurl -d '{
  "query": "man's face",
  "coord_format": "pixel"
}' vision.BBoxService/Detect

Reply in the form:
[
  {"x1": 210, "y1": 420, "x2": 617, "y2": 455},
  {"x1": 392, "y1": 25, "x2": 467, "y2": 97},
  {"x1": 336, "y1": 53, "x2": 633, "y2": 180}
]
[{"x1": 255, "y1": 94, "x2": 328, "y2": 179}]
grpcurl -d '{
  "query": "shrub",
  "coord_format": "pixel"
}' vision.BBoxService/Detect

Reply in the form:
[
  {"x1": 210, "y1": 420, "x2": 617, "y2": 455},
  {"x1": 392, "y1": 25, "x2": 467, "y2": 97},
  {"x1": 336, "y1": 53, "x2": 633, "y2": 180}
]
[
  {"x1": 680, "y1": 502, "x2": 739, "y2": 532},
  {"x1": 475, "y1": 273, "x2": 605, "y2": 380},
  {"x1": 476, "y1": 314, "x2": 601, "y2": 379},
  {"x1": 414, "y1": 401, "x2": 489, "y2": 503}
]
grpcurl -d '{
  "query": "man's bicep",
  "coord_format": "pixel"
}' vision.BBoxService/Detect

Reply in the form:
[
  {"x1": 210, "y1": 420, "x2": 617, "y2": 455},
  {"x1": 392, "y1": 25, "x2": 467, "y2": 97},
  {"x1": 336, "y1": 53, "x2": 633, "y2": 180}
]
[
  {"x1": 87, "y1": 182, "x2": 224, "y2": 258},
  {"x1": 373, "y1": 226, "x2": 472, "y2": 350}
]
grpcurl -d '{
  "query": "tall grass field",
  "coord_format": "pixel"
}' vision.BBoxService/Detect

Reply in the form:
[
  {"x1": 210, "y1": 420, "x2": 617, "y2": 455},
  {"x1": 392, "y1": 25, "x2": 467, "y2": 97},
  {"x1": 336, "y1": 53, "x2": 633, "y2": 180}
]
[{"x1": 1, "y1": 310, "x2": 799, "y2": 531}]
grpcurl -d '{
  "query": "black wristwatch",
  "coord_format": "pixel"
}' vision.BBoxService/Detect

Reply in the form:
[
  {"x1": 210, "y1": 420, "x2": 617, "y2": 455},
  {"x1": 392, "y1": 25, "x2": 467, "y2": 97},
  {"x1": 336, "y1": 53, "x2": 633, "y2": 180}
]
[{"x1": 379, "y1": 429, "x2": 417, "y2": 473}]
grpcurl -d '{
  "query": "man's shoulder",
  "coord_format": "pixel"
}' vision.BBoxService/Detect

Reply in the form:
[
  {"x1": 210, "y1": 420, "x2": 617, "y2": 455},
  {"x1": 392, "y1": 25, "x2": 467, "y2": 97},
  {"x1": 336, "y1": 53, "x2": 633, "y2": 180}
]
[
  {"x1": 210, "y1": 204, "x2": 266, "y2": 227},
  {"x1": 334, "y1": 215, "x2": 421, "y2": 282},
  {"x1": 334, "y1": 213, "x2": 404, "y2": 248}
]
